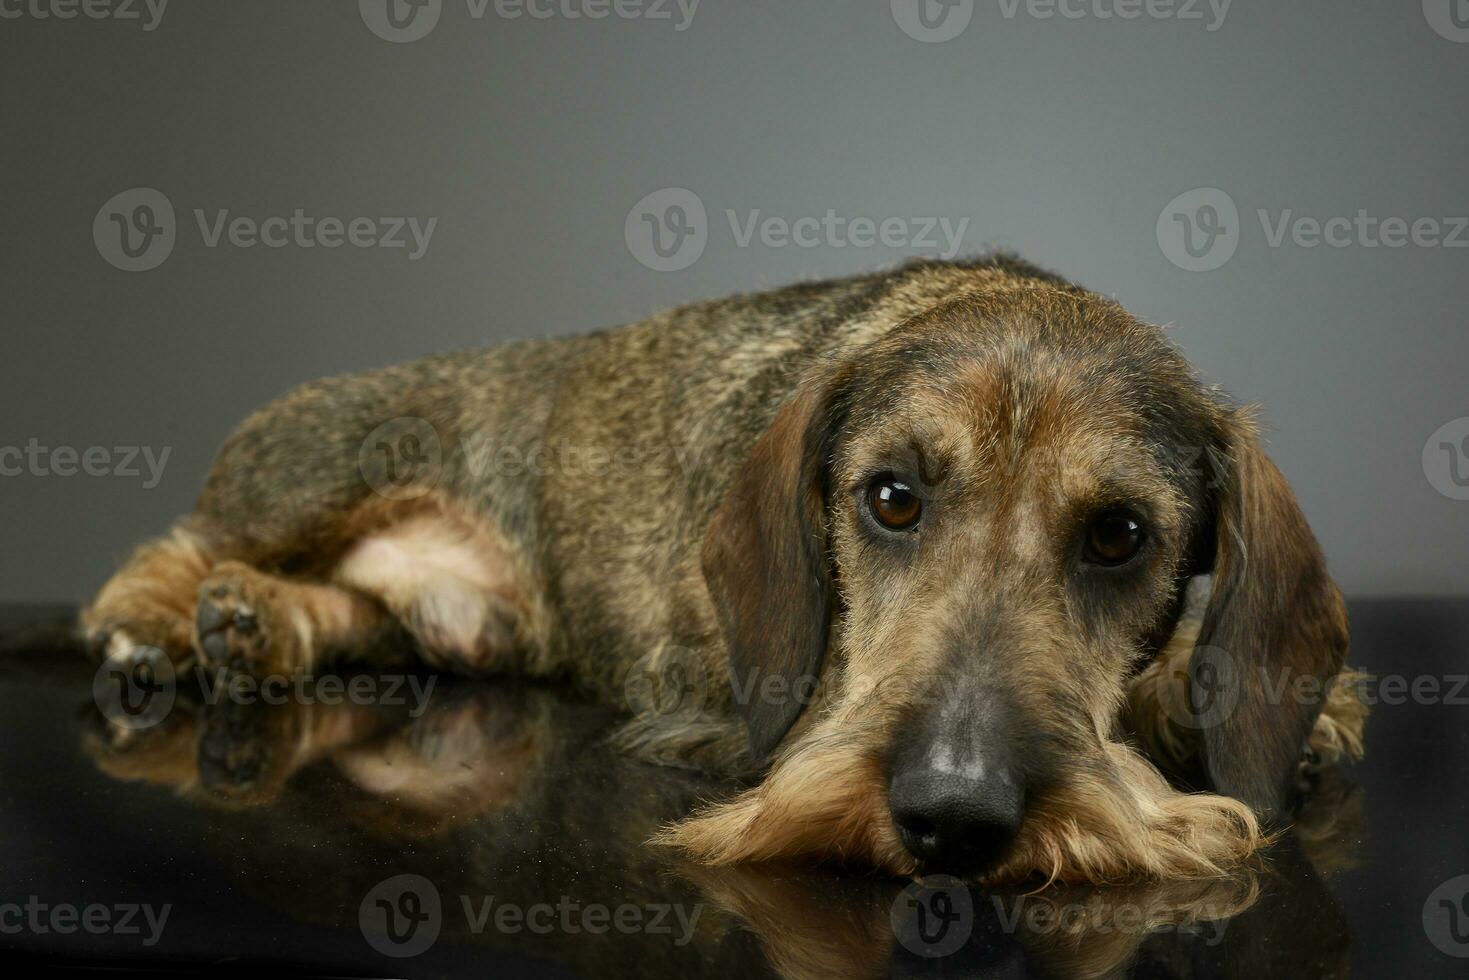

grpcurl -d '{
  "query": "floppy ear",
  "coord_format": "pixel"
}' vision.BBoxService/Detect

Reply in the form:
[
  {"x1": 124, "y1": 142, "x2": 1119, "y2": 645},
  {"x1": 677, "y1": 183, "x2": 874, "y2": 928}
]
[
  {"x1": 1191, "y1": 412, "x2": 1349, "y2": 819},
  {"x1": 702, "y1": 372, "x2": 845, "y2": 763}
]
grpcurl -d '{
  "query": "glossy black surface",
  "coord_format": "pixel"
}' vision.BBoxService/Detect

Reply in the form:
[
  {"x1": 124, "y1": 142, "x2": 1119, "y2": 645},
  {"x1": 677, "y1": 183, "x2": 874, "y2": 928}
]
[{"x1": 2, "y1": 600, "x2": 1467, "y2": 978}]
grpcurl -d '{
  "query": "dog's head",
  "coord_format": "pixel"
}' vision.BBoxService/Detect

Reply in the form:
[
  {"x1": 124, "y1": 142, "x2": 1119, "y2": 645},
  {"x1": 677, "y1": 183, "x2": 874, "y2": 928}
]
[{"x1": 686, "y1": 281, "x2": 1349, "y2": 882}]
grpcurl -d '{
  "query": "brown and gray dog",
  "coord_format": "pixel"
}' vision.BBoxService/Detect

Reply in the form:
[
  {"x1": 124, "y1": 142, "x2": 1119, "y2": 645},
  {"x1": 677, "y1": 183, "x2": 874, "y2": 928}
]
[{"x1": 83, "y1": 256, "x2": 1366, "y2": 884}]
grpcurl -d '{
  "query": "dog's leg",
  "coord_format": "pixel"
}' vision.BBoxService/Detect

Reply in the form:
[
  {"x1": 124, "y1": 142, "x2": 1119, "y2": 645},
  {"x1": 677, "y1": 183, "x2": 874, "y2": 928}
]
[
  {"x1": 193, "y1": 562, "x2": 400, "y2": 676},
  {"x1": 329, "y1": 501, "x2": 542, "y2": 675},
  {"x1": 86, "y1": 501, "x2": 540, "y2": 678},
  {"x1": 83, "y1": 523, "x2": 400, "y2": 676},
  {"x1": 83, "y1": 522, "x2": 219, "y2": 664}
]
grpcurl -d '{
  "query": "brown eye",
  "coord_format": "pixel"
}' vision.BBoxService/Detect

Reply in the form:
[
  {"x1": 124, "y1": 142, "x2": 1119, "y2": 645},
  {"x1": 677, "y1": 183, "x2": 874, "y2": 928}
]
[
  {"x1": 1083, "y1": 511, "x2": 1145, "y2": 566},
  {"x1": 869, "y1": 478, "x2": 922, "y2": 531}
]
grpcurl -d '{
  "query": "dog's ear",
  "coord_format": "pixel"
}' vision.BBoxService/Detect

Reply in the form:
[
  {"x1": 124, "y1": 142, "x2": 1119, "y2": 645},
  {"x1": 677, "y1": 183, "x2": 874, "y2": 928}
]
[
  {"x1": 1191, "y1": 411, "x2": 1349, "y2": 819},
  {"x1": 702, "y1": 370, "x2": 846, "y2": 763}
]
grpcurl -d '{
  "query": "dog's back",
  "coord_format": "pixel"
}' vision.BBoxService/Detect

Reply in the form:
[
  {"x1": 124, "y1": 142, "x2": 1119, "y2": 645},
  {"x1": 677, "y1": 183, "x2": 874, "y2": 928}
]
[{"x1": 184, "y1": 257, "x2": 1070, "y2": 682}]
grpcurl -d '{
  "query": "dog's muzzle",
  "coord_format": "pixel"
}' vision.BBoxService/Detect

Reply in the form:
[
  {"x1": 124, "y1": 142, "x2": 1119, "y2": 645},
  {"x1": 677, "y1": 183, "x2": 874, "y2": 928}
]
[{"x1": 887, "y1": 694, "x2": 1027, "y2": 876}]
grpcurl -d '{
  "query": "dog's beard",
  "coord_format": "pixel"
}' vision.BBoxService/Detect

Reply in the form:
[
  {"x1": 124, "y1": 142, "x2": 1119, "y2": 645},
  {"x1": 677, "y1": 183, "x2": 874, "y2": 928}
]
[
  {"x1": 656, "y1": 711, "x2": 1263, "y2": 884},
  {"x1": 653, "y1": 602, "x2": 1373, "y2": 883},
  {"x1": 654, "y1": 717, "x2": 916, "y2": 873}
]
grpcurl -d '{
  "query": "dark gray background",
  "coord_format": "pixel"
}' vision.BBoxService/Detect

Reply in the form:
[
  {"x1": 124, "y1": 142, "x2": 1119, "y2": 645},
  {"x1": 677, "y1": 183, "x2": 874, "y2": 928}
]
[{"x1": 1, "y1": 0, "x2": 1465, "y2": 601}]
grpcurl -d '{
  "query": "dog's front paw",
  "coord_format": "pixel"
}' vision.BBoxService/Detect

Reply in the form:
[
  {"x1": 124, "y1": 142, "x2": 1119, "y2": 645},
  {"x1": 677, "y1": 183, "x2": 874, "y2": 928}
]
[
  {"x1": 83, "y1": 607, "x2": 197, "y2": 669},
  {"x1": 194, "y1": 563, "x2": 295, "y2": 676}
]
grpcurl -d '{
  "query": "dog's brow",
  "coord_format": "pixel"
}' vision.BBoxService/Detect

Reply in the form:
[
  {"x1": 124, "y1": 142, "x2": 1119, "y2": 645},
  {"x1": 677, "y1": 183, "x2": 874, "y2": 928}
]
[
  {"x1": 911, "y1": 440, "x2": 948, "y2": 485},
  {"x1": 1049, "y1": 433, "x2": 1180, "y2": 502}
]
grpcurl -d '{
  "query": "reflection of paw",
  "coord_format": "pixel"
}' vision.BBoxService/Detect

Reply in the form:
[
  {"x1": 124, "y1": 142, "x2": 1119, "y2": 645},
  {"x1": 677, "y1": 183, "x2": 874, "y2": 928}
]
[
  {"x1": 194, "y1": 563, "x2": 291, "y2": 676},
  {"x1": 197, "y1": 700, "x2": 268, "y2": 794}
]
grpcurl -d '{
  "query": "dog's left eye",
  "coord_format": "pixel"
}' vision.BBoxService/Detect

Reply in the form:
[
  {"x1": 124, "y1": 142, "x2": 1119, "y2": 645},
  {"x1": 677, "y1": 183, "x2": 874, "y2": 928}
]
[
  {"x1": 868, "y1": 478, "x2": 922, "y2": 531},
  {"x1": 1082, "y1": 511, "x2": 1145, "y2": 566}
]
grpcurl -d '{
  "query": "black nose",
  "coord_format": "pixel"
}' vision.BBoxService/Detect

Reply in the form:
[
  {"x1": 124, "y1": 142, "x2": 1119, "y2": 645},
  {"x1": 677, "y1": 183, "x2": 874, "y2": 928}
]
[{"x1": 889, "y1": 763, "x2": 1025, "y2": 874}]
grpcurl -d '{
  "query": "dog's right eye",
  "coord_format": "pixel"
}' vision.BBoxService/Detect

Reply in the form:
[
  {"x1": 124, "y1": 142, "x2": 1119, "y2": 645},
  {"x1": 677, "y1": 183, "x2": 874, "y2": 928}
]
[
  {"x1": 868, "y1": 478, "x2": 922, "y2": 531},
  {"x1": 1082, "y1": 510, "x2": 1145, "y2": 566}
]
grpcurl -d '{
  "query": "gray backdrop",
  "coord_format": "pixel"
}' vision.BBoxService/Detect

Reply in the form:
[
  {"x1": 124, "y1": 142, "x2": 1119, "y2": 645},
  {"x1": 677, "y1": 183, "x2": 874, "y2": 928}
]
[{"x1": 2, "y1": 0, "x2": 1465, "y2": 602}]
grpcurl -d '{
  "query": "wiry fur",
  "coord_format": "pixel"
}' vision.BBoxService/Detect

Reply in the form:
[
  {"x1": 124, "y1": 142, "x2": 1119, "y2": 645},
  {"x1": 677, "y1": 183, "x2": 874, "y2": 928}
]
[{"x1": 81, "y1": 256, "x2": 1366, "y2": 883}]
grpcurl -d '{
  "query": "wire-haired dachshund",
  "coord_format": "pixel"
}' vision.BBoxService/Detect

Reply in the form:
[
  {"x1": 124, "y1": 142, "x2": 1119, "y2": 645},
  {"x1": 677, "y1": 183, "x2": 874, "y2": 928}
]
[{"x1": 83, "y1": 255, "x2": 1366, "y2": 883}]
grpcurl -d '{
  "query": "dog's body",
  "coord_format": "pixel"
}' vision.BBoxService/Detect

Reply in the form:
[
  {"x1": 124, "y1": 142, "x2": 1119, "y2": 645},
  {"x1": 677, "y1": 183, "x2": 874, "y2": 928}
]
[{"x1": 84, "y1": 256, "x2": 1365, "y2": 883}]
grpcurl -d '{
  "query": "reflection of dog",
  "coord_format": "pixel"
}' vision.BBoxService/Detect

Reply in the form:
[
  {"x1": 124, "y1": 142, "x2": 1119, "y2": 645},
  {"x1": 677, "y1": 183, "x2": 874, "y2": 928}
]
[
  {"x1": 71, "y1": 676, "x2": 1356, "y2": 980},
  {"x1": 81, "y1": 256, "x2": 1366, "y2": 881}
]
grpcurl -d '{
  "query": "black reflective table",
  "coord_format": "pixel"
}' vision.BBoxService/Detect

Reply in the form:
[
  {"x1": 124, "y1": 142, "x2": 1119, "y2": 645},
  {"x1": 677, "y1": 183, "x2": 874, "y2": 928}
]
[{"x1": 2, "y1": 600, "x2": 1467, "y2": 978}]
